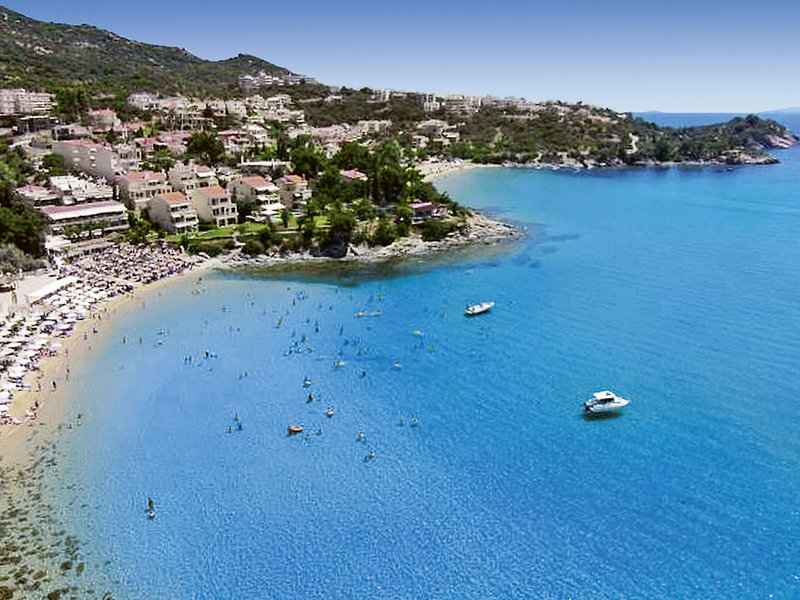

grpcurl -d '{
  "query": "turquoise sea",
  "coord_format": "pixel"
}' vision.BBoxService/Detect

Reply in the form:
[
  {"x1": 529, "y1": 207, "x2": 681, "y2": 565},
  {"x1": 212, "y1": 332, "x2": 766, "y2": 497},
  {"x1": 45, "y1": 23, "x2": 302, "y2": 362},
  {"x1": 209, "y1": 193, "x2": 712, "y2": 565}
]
[{"x1": 51, "y1": 116, "x2": 800, "y2": 599}]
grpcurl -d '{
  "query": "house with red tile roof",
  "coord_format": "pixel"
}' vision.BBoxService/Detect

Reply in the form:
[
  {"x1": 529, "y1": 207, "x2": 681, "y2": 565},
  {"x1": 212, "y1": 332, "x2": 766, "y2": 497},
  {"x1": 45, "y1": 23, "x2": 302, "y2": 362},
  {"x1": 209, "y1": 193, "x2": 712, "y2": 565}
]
[
  {"x1": 188, "y1": 185, "x2": 238, "y2": 228},
  {"x1": 149, "y1": 192, "x2": 199, "y2": 234},
  {"x1": 118, "y1": 170, "x2": 173, "y2": 214}
]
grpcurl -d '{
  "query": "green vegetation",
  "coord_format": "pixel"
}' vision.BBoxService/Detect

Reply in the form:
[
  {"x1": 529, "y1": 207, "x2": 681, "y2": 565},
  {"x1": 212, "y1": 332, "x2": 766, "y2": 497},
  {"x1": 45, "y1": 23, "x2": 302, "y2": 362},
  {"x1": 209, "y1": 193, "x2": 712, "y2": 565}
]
[
  {"x1": 445, "y1": 103, "x2": 795, "y2": 166},
  {"x1": 0, "y1": 7, "x2": 293, "y2": 98},
  {"x1": 170, "y1": 140, "x2": 463, "y2": 257},
  {"x1": 186, "y1": 131, "x2": 226, "y2": 166},
  {"x1": 0, "y1": 143, "x2": 45, "y2": 261},
  {"x1": 0, "y1": 244, "x2": 46, "y2": 273}
]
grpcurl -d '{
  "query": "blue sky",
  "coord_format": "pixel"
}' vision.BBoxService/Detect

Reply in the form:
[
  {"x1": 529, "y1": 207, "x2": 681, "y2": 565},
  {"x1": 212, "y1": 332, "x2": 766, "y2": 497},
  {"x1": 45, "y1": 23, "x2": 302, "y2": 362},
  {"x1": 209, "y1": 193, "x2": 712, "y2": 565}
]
[{"x1": 6, "y1": 0, "x2": 800, "y2": 112}]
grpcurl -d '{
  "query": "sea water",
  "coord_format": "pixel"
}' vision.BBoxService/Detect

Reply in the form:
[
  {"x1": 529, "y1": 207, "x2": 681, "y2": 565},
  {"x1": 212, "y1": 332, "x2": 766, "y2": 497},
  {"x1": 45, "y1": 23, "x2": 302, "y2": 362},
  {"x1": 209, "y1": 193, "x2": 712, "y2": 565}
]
[{"x1": 50, "y1": 118, "x2": 800, "y2": 599}]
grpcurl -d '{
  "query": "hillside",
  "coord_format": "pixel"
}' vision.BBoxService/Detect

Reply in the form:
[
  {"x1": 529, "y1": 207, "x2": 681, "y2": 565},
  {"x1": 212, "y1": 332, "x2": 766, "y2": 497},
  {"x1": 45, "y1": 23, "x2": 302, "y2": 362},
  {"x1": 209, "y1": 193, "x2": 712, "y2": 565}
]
[
  {"x1": 0, "y1": 6, "x2": 295, "y2": 97},
  {"x1": 445, "y1": 106, "x2": 798, "y2": 166}
]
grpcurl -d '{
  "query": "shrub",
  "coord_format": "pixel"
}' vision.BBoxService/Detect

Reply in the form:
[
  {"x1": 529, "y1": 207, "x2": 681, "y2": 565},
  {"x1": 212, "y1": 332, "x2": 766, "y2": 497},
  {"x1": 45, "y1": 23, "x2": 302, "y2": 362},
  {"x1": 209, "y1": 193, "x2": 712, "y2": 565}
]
[
  {"x1": 186, "y1": 241, "x2": 224, "y2": 257},
  {"x1": 370, "y1": 218, "x2": 397, "y2": 247},
  {"x1": 242, "y1": 240, "x2": 265, "y2": 256},
  {"x1": 420, "y1": 219, "x2": 457, "y2": 241}
]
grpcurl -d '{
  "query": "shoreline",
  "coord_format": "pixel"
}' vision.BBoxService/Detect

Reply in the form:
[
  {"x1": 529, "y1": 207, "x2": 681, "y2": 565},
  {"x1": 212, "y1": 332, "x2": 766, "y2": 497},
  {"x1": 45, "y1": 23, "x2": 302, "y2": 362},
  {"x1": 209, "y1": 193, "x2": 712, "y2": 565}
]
[
  {"x1": 417, "y1": 158, "x2": 500, "y2": 182},
  {"x1": 222, "y1": 210, "x2": 524, "y2": 270},
  {"x1": 0, "y1": 259, "x2": 219, "y2": 456},
  {"x1": 0, "y1": 258, "x2": 219, "y2": 598}
]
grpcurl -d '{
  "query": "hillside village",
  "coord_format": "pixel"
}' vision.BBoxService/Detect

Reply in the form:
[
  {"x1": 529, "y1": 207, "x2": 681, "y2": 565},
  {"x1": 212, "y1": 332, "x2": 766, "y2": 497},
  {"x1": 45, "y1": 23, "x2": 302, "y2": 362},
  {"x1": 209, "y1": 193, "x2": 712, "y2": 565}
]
[{"x1": 2, "y1": 84, "x2": 505, "y2": 268}]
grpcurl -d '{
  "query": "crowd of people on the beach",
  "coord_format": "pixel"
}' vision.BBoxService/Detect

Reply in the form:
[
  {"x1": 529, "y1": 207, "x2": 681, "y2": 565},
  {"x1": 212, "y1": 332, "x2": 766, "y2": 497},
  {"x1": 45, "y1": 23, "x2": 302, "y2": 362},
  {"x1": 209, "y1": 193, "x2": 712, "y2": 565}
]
[
  {"x1": 0, "y1": 243, "x2": 202, "y2": 429},
  {"x1": 60, "y1": 243, "x2": 199, "y2": 284}
]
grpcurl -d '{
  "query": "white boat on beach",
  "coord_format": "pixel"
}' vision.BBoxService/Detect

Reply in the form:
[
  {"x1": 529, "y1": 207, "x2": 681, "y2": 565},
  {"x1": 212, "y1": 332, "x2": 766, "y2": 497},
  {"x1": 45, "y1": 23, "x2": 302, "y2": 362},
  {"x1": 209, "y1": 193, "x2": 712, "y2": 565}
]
[
  {"x1": 464, "y1": 301, "x2": 495, "y2": 316},
  {"x1": 584, "y1": 390, "x2": 629, "y2": 414}
]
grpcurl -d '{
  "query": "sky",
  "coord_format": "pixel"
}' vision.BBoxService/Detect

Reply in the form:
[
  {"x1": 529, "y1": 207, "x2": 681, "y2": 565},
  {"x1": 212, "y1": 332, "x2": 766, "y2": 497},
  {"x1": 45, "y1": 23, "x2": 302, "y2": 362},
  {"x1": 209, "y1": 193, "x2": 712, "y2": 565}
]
[{"x1": 5, "y1": 0, "x2": 800, "y2": 113}]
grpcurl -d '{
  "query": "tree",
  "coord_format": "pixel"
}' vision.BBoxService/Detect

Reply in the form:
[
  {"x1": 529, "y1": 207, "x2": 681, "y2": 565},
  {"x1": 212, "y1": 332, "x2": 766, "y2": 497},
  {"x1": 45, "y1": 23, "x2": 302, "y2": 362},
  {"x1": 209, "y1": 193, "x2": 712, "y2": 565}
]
[
  {"x1": 353, "y1": 198, "x2": 376, "y2": 220},
  {"x1": 42, "y1": 153, "x2": 66, "y2": 175},
  {"x1": 186, "y1": 131, "x2": 225, "y2": 166},
  {"x1": 291, "y1": 145, "x2": 326, "y2": 179},
  {"x1": 242, "y1": 240, "x2": 265, "y2": 256},
  {"x1": 371, "y1": 218, "x2": 397, "y2": 247},
  {"x1": 333, "y1": 142, "x2": 372, "y2": 172}
]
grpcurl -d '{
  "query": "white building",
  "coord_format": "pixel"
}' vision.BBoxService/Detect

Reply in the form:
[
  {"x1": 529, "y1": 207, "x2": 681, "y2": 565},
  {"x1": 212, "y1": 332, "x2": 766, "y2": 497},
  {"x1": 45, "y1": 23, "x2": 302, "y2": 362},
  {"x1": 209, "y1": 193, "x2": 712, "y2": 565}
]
[
  {"x1": 41, "y1": 201, "x2": 128, "y2": 237},
  {"x1": 231, "y1": 175, "x2": 283, "y2": 221},
  {"x1": 15, "y1": 184, "x2": 59, "y2": 208},
  {"x1": 168, "y1": 163, "x2": 219, "y2": 193},
  {"x1": 0, "y1": 89, "x2": 54, "y2": 116},
  {"x1": 51, "y1": 139, "x2": 139, "y2": 180},
  {"x1": 189, "y1": 185, "x2": 238, "y2": 227},
  {"x1": 149, "y1": 192, "x2": 199, "y2": 234},
  {"x1": 49, "y1": 175, "x2": 114, "y2": 205},
  {"x1": 117, "y1": 171, "x2": 173, "y2": 214}
]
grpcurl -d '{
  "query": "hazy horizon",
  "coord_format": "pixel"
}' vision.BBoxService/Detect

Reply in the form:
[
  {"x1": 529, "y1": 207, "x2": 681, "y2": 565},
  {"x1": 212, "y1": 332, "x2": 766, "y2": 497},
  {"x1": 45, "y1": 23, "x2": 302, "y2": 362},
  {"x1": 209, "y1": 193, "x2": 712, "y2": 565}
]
[{"x1": 5, "y1": 0, "x2": 800, "y2": 113}]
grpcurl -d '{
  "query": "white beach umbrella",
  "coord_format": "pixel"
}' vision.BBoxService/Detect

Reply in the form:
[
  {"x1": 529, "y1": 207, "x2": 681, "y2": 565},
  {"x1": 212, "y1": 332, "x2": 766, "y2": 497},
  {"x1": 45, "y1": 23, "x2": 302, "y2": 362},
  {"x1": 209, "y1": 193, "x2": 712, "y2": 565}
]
[
  {"x1": 8, "y1": 366, "x2": 26, "y2": 379},
  {"x1": 0, "y1": 390, "x2": 10, "y2": 401},
  {"x1": 0, "y1": 405, "x2": 9, "y2": 413}
]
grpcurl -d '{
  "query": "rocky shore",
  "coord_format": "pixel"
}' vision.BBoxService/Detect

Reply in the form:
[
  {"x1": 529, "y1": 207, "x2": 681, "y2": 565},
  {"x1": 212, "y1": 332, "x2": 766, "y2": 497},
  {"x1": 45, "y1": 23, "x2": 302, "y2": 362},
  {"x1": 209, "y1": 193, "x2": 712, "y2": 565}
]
[{"x1": 222, "y1": 210, "x2": 523, "y2": 269}]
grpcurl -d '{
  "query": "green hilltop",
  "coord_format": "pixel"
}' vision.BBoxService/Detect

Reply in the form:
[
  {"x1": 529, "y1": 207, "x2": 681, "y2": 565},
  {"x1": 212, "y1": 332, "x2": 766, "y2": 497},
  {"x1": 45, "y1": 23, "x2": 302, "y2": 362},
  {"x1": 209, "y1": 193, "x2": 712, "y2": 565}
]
[{"x1": 0, "y1": 6, "x2": 295, "y2": 97}]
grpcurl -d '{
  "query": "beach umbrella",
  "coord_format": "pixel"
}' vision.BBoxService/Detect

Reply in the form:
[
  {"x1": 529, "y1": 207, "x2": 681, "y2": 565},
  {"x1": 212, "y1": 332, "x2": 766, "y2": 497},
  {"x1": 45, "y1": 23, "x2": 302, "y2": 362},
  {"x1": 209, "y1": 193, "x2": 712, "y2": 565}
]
[
  {"x1": 8, "y1": 366, "x2": 26, "y2": 379},
  {"x1": 0, "y1": 405, "x2": 9, "y2": 413},
  {"x1": 0, "y1": 390, "x2": 10, "y2": 401}
]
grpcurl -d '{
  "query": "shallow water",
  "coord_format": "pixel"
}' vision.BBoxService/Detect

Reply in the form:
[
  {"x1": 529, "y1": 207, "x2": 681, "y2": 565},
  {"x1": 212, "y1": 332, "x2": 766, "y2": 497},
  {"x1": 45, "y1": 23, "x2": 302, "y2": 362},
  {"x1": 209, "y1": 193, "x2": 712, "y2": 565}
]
[{"x1": 49, "y1": 121, "x2": 800, "y2": 599}]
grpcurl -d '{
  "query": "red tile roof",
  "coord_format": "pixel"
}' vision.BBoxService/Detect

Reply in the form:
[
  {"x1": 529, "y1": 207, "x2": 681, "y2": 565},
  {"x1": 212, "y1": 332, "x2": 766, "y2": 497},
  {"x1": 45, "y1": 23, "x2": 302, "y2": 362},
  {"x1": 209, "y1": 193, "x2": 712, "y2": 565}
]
[
  {"x1": 194, "y1": 185, "x2": 228, "y2": 198},
  {"x1": 156, "y1": 192, "x2": 188, "y2": 205},
  {"x1": 240, "y1": 175, "x2": 270, "y2": 188}
]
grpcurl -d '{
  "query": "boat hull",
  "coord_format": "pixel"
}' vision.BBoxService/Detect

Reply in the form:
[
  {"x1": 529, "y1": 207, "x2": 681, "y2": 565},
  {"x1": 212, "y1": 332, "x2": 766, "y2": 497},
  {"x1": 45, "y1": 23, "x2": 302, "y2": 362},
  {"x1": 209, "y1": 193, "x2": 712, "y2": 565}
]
[
  {"x1": 584, "y1": 399, "x2": 629, "y2": 413},
  {"x1": 464, "y1": 301, "x2": 495, "y2": 316}
]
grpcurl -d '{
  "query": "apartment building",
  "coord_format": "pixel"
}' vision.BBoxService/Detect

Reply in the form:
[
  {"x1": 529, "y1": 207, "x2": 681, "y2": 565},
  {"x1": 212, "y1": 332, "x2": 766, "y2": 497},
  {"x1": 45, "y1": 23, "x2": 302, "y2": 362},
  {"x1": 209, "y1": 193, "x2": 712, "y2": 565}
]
[
  {"x1": 149, "y1": 192, "x2": 199, "y2": 234},
  {"x1": 41, "y1": 202, "x2": 129, "y2": 237},
  {"x1": 49, "y1": 175, "x2": 114, "y2": 205},
  {"x1": 118, "y1": 171, "x2": 173, "y2": 214},
  {"x1": 168, "y1": 163, "x2": 218, "y2": 193},
  {"x1": 188, "y1": 185, "x2": 238, "y2": 227}
]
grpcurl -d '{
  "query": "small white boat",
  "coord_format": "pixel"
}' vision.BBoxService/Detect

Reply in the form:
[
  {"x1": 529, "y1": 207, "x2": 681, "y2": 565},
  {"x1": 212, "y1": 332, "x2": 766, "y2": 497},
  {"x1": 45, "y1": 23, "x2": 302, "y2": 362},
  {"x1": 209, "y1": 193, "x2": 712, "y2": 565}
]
[
  {"x1": 465, "y1": 301, "x2": 495, "y2": 316},
  {"x1": 584, "y1": 390, "x2": 629, "y2": 414}
]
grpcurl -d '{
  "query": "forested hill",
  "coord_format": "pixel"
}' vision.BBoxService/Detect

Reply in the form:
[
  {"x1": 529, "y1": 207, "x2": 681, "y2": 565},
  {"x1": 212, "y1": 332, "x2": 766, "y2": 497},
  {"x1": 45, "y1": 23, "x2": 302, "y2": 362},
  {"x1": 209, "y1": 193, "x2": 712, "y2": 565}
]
[{"x1": 0, "y1": 6, "x2": 294, "y2": 97}]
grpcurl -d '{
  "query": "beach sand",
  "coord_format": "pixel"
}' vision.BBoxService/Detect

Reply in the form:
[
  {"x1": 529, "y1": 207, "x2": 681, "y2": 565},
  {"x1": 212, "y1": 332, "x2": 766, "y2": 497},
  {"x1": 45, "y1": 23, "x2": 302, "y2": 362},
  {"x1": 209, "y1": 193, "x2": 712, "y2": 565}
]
[{"x1": 417, "y1": 159, "x2": 498, "y2": 182}]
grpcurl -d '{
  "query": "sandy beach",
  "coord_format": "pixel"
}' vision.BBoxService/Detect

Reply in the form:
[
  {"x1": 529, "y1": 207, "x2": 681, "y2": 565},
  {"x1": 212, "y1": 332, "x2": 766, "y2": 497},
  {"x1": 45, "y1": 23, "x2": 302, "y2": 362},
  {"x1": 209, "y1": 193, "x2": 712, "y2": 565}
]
[{"x1": 416, "y1": 158, "x2": 499, "y2": 182}]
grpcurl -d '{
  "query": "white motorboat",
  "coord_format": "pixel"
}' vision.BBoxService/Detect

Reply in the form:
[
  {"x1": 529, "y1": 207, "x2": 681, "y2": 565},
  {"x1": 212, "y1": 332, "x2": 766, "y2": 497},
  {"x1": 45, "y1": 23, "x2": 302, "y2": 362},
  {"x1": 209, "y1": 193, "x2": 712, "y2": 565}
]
[
  {"x1": 465, "y1": 301, "x2": 495, "y2": 316},
  {"x1": 584, "y1": 390, "x2": 629, "y2": 414}
]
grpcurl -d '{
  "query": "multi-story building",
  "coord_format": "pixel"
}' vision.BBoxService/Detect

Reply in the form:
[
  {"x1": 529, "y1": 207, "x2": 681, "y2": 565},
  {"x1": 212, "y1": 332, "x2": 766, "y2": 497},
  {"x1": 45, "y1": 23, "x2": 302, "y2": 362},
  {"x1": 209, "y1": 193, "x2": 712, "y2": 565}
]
[
  {"x1": 41, "y1": 201, "x2": 129, "y2": 237},
  {"x1": 117, "y1": 171, "x2": 173, "y2": 214},
  {"x1": 168, "y1": 163, "x2": 219, "y2": 193},
  {"x1": 14, "y1": 184, "x2": 60, "y2": 208},
  {"x1": 148, "y1": 192, "x2": 199, "y2": 234},
  {"x1": 0, "y1": 89, "x2": 55, "y2": 116},
  {"x1": 231, "y1": 175, "x2": 283, "y2": 221},
  {"x1": 49, "y1": 175, "x2": 114, "y2": 205},
  {"x1": 51, "y1": 139, "x2": 139, "y2": 180},
  {"x1": 188, "y1": 185, "x2": 238, "y2": 227},
  {"x1": 276, "y1": 174, "x2": 312, "y2": 212},
  {"x1": 87, "y1": 109, "x2": 119, "y2": 132}
]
